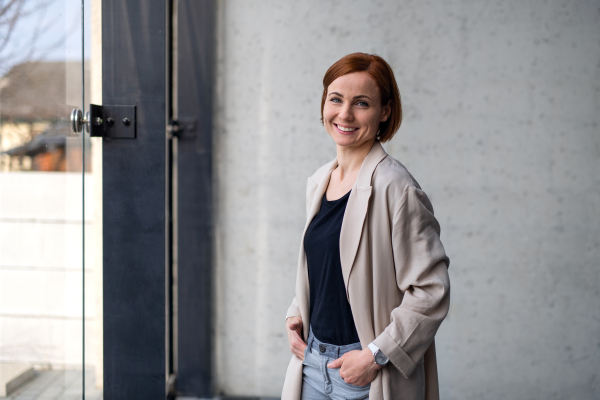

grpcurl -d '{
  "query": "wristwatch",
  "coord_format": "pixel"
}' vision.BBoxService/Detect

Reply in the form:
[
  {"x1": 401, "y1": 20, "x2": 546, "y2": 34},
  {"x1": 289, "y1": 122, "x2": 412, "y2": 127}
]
[{"x1": 367, "y1": 342, "x2": 389, "y2": 367}]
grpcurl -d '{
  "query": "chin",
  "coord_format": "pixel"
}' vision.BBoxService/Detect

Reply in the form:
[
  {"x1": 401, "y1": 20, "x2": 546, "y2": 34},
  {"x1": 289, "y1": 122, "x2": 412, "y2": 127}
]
[
  {"x1": 330, "y1": 134, "x2": 355, "y2": 146},
  {"x1": 333, "y1": 138, "x2": 357, "y2": 147},
  {"x1": 331, "y1": 134, "x2": 374, "y2": 149}
]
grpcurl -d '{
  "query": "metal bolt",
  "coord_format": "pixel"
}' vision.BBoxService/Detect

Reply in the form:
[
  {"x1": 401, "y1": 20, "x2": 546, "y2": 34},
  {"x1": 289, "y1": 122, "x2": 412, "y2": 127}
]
[
  {"x1": 123, "y1": 118, "x2": 130, "y2": 126},
  {"x1": 106, "y1": 117, "x2": 114, "y2": 127},
  {"x1": 94, "y1": 117, "x2": 103, "y2": 126}
]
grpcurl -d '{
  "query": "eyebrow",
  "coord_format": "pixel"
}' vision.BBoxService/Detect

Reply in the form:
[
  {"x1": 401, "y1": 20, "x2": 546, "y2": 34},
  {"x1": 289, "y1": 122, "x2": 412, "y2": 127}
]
[{"x1": 328, "y1": 92, "x2": 372, "y2": 101}]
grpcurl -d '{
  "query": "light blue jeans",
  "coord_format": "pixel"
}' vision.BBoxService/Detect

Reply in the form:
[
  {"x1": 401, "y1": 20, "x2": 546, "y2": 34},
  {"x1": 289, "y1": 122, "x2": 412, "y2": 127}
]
[{"x1": 301, "y1": 328, "x2": 370, "y2": 400}]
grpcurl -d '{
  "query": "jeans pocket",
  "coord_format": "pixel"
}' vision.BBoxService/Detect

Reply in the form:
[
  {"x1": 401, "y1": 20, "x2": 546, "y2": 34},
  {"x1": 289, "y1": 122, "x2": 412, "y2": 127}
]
[
  {"x1": 302, "y1": 346, "x2": 310, "y2": 365},
  {"x1": 345, "y1": 395, "x2": 369, "y2": 400},
  {"x1": 339, "y1": 375, "x2": 370, "y2": 390},
  {"x1": 337, "y1": 371, "x2": 371, "y2": 390}
]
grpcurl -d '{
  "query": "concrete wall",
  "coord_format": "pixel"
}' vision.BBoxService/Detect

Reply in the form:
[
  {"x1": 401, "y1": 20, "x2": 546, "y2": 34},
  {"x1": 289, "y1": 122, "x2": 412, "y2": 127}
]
[{"x1": 214, "y1": 0, "x2": 600, "y2": 398}]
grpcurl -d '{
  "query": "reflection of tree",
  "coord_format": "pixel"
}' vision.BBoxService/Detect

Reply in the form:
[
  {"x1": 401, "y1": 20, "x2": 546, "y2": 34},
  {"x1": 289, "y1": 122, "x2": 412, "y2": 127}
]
[
  {"x1": 0, "y1": 0, "x2": 86, "y2": 171},
  {"x1": 0, "y1": 0, "x2": 79, "y2": 75},
  {"x1": 0, "y1": 60, "x2": 90, "y2": 170}
]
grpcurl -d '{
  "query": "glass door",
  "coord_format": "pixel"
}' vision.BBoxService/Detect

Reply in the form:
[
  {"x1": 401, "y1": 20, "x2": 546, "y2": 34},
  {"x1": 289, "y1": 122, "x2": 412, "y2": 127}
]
[{"x1": 0, "y1": 0, "x2": 101, "y2": 398}]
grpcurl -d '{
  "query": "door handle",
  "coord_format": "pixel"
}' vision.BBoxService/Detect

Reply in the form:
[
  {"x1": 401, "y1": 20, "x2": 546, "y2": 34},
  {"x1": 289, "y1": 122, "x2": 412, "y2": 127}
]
[
  {"x1": 70, "y1": 108, "x2": 91, "y2": 134},
  {"x1": 70, "y1": 104, "x2": 136, "y2": 139}
]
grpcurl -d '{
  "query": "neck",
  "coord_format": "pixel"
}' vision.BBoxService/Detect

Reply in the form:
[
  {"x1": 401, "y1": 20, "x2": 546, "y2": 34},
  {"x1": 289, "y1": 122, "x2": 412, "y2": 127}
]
[{"x1": 335, "y1": 138, "x2": 376, "y2": 178}]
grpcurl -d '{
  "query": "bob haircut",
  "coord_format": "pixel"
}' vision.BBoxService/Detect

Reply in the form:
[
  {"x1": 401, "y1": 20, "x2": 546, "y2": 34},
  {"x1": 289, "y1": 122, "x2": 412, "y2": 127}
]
[{"x1": 320, "y1": 53, "x2": 402, "y2": 143}]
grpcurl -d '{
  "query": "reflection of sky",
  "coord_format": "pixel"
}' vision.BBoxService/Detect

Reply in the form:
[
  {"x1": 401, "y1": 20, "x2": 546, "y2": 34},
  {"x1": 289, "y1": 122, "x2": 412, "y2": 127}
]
[{"x1": 0, "y1": 0, "x2": 91, "y2": 72}]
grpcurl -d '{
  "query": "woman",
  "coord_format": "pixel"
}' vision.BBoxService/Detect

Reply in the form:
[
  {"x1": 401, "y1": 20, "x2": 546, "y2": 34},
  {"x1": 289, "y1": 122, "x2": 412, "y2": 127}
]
[{"x1": 282, "y1": 53, "x2": 450, "y2": 400}]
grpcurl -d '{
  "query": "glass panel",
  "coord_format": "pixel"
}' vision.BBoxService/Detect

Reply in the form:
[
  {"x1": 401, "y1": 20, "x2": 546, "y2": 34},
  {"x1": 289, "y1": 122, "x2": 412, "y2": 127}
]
[
  {"x1": 84, "y1": 0, "x2": 103, "y2": 398},
  {"x1": 0, "y1": 0, "x2": 101, "y2": 398}
]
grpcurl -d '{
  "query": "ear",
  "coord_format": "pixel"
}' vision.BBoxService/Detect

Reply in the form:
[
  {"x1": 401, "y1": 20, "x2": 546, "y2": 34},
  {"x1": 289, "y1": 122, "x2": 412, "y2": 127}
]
[{"x1": 381, "y1": 100, "x2": 392, "y2": 122}]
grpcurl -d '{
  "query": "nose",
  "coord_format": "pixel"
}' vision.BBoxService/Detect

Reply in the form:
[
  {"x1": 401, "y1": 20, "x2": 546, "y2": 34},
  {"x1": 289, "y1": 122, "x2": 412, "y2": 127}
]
[{"x1": 338, "y1": 103, "x2": 354, "y2": 121}]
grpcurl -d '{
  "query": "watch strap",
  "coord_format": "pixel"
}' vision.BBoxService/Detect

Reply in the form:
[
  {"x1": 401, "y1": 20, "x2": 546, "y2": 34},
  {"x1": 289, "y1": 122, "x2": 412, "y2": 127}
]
[{"x1": 368, "y1": 342, "x2": 389, "y2": 366}]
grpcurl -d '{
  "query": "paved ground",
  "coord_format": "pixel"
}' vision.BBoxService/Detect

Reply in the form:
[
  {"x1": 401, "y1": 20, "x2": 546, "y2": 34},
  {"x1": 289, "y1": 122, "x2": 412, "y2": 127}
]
[{"x1": 2, "y1": 369, "x2": 102, "y2": 400}]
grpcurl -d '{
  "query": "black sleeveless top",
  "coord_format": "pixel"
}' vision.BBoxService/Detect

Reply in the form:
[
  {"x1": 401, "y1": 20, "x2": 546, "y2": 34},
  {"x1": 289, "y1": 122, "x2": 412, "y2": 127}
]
[{"x1": 303, "y1": 190, "x2": 360, "y2": 345}]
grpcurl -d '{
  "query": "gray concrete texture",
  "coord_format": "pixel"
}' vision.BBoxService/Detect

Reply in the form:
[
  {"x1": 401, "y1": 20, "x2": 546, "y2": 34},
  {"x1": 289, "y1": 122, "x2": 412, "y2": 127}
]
[{"x1": 213, "y1": 0, "x2": 600, "y2": 398}]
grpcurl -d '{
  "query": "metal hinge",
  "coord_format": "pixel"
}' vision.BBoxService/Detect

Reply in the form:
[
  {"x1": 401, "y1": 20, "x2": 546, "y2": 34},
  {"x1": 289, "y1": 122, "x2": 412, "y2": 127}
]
[
  {"x1": 166, "y1": 373, "x2": 176, "y2": 400},
  {"x1": 70, "y1": 104, "x2": 137, "y2": 139},
  {"x1": 167, "y1": 118, "x2": 197, "y2": 140}
]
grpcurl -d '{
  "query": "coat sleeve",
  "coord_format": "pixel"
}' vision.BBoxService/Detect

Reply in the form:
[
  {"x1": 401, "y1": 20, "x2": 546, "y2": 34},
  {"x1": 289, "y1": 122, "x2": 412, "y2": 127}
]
[
  {"x1": 285, "y1": 176, "x2": 319, "y2": 322},
  {"x1": 372, "y1": 184, "x2": 450, "y2": 379},
  {"x1": 285, "y1": 296, "x2": 301, "y2": 321}
]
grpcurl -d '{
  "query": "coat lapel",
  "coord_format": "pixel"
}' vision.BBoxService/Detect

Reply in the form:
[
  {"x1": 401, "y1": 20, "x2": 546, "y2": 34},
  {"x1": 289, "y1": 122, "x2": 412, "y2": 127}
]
[
  {"x1": 298, "y1": 158, "x2": 337, "y2": 339},
  {"x1": 339, "y1": 141, "x2": 388, "y2": 297},
  {"x1": 305, "y1": 158, "x2": 338, "y2": 228}
]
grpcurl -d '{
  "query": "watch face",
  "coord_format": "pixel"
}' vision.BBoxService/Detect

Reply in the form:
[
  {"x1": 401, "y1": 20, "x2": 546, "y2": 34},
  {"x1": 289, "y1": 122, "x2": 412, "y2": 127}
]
[{"x1": 375, "y1": 350, "x2": 388, "y2": 366}]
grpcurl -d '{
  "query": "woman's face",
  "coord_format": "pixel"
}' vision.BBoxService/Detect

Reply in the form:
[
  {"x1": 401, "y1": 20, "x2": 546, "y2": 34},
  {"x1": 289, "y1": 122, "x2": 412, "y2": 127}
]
[{"x1": 323, "y1": 71, "x2": 391, "y2": 150}]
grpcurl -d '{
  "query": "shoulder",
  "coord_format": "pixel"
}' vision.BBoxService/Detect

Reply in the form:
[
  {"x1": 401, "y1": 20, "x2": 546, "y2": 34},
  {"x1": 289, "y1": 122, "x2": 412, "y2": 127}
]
[
  {"x1": 372, "y1": 154, "x2": 421, "y2": 196},
  {"x1": 372, "y1": 155, "x2": 438, "y2": 215}
]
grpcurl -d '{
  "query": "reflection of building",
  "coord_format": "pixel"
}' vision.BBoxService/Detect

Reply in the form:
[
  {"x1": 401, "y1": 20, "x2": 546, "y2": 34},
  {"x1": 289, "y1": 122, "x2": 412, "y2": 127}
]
[
  {"x1": 2, "y1": 122, "x2": 91, "y2": 172},
  {"x1": 0, "y1": 0, "x2": 103, "y2": 397},
  {"x1": 0, "y1": 59, "x2": 99, "y2": 395},
  {"x1": 3, "y1": 127, "x2": 67, "y2": 171},
  {"x1": 0, "y1": 171, "x2": 99, "y2": 374},
  {"x1": 0, "y1": 61, "x2": 90, "y2": 172}
]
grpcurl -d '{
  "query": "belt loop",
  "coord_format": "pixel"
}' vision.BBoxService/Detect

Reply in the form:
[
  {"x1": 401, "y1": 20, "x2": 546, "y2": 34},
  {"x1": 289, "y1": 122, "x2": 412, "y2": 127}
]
[{"x1": 336, "y1": 347, "x2": 340, "y2": 359}]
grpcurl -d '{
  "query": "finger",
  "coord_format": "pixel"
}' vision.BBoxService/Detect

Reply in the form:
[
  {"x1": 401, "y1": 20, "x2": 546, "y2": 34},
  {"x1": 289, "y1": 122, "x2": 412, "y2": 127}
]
[
  {"x1": 292, "y1": 346, "x2": 305, "y2": 360},
  {"x1": 293, "y1": 329, "x2": 304, "y2": 340},
  {"x1": 292, "y1": 333, "x2": 303, "y2": 344},
  {"x1": 291, "y1": 341, "x2": 306, "y2": 353},
  {"x1": 327, "y1": 356, "x2": 344, "y2": 369},
  {"x1": 292, "y1": 324, "x2": 303, "y2": 336},
  {"x1": 287, "y1": 318, "x2": 303, "y2": 331},
  {"x1": 339, "y1": 371, "x2": 351, "y2": 383},
  {"x1": 291, "y1": 331, "x2": 306, "y2": 347}
]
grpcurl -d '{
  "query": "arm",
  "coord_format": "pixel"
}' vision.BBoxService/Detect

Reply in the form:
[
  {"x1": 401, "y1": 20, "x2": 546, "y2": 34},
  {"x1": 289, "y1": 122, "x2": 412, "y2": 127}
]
[
  {"x1": 284, "y1": 176, "x2": 317, "y2": 360},
  {"x1": 329, "y1": 185, "x2": 450, "y2": 385},
  {"x1": 372, "y1": 184, "x2": 450, "y2": 379}
]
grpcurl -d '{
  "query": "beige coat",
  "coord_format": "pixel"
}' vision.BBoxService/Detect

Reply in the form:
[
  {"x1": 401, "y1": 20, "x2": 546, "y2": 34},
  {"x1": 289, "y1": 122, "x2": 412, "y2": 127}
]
[{"x1": 282, "y1": 141, "x2": 450, "y2": 400}]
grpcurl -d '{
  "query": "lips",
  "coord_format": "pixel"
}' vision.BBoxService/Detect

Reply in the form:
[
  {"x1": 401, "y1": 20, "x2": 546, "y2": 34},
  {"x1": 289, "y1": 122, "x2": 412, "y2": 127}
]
[{"x1": 334, "y1": 123, "x2": 358, "y2": 134}]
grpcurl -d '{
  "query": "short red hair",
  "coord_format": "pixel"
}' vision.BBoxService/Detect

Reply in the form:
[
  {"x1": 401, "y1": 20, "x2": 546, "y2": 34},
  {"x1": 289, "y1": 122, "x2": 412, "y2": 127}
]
[{"x1": 320, "y1": 53, "x2": 402, "y2": 143}]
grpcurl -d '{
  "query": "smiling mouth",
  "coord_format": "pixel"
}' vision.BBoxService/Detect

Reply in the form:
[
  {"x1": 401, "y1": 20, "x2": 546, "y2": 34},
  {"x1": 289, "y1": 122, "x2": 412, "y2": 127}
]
[{"x1": 334, "y1": 123, "x2": 358, "y2": 133}]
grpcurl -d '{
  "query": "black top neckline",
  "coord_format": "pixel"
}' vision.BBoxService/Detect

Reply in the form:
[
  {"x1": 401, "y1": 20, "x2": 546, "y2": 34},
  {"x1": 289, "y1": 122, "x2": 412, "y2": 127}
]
[{"x1": 323, "y1": 189, "x2": 351, "y2": 205}]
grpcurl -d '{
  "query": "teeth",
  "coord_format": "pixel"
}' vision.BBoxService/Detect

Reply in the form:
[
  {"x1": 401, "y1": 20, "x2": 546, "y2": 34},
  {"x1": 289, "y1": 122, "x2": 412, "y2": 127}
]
[{"x1": 336, "y1": 124, "x2": 357, "y2": 132}]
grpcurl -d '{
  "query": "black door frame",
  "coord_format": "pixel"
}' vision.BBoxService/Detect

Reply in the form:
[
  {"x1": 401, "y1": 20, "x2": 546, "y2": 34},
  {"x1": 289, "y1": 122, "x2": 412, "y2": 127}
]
[
  {"x1": 173, "y1": 0, "x2": 215, "y2": 397},
  {"x1": 102, "y1": 1, "x2": 166, "y2": 399},
  {"x1": 102, "y1": 0, "x2": 215, "y2": 398}
]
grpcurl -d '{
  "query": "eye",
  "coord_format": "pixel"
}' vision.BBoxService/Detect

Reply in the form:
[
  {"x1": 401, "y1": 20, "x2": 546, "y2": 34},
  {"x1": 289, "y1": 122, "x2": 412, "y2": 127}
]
[
  {"x1": 357, "y1": 101, "x2": 369, "y2": 107},
  {"x1": 330, "y1": 97, "x2": 342, "y2": 103}
]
